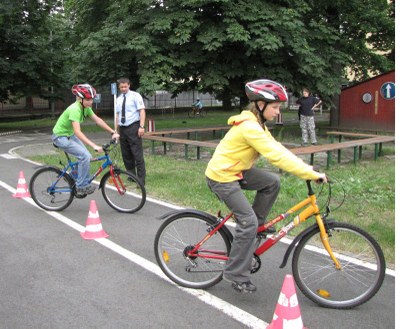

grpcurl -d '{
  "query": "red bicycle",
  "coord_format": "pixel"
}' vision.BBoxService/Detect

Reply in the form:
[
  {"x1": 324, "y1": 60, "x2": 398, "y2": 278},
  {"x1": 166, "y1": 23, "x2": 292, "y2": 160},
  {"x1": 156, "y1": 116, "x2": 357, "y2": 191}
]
[{"x1": 154, "y1": 180, "x2": 385, "y2": 309}]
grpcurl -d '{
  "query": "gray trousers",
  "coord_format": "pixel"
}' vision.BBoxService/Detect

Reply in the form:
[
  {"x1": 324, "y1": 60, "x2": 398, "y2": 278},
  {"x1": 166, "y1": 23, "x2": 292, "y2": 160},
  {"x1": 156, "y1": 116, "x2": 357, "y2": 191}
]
[{"x1": 206, "y1": 168, "x2": 280, "y2": 282}]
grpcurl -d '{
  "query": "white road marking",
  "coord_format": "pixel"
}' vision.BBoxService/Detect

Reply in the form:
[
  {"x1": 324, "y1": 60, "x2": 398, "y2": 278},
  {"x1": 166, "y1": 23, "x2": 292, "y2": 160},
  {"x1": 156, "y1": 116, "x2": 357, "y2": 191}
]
[
  {"x1": 0, "y1": 153, "x2": 19, "y2": 159},
  {"x1": 0, "y1": 179, "x2": 268, "y2": 329}
]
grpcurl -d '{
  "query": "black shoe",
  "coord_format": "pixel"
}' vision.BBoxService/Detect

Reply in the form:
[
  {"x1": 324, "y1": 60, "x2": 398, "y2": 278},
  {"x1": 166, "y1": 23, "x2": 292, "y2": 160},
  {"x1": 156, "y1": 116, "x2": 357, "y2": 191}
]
[
  {"x1": 311, "y1": 142, "x2": 317, "y2": 145},
  {"x1": 223, "y1": 275, "x2": 257, "y2": 293},
  {"x1": 76, "y1": 184, "x2": 96, "y2": 195},
  {"x1": 232, "y1": 281, "x2": 257, "y2": 293}
]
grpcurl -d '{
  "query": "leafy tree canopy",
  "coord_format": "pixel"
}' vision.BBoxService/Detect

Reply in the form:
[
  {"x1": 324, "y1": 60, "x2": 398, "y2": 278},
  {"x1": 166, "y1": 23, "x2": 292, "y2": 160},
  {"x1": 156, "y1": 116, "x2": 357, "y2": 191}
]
[
  {"x1": 2, "y1": 0, "x2": 394, "y2": 107},
  {"x1": 0, "y1": 0, "x2": 69, "y2": 103}
]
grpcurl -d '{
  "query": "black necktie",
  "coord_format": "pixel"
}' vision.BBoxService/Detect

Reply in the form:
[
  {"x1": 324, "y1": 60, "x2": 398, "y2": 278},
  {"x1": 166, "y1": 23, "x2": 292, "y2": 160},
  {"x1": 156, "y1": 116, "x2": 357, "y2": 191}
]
[{"x1": 121, "y1": 94, "x2": 126, "y2": 124}]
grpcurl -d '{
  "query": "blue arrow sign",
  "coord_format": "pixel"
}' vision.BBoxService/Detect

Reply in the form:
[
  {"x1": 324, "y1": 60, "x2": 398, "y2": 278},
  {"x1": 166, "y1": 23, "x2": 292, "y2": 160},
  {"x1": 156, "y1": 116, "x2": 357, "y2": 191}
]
[{"x1": 380, "y1": 82, "x2": 395, "y2": 100}]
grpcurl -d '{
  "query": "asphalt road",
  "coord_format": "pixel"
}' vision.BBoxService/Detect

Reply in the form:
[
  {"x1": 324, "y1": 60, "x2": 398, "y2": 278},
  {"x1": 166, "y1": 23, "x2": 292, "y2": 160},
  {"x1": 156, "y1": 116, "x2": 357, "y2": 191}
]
[{"x1": 0, "y1": 130, "x2": 395, "y2": 329}]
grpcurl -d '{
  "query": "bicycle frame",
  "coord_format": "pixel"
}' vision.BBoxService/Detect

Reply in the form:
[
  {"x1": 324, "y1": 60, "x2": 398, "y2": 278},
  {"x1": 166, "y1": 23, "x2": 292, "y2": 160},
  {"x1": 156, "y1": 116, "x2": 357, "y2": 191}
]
[
  {"x1": 53, "y1": 144, "x2": 125, "y2": 195},
  {"x1": 186, "y1": 181, "x2": 341, "y2": 269}
]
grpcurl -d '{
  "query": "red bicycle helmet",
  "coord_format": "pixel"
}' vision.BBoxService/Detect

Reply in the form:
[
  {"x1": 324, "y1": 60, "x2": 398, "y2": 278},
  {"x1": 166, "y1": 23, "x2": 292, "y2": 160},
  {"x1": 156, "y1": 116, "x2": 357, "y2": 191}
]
[
  {"x1": 71, "y1": 84, "x2": 97, "y2": 99},
  {"x1": 245, "y1": 79, "x2": 288, "y2": 102}
]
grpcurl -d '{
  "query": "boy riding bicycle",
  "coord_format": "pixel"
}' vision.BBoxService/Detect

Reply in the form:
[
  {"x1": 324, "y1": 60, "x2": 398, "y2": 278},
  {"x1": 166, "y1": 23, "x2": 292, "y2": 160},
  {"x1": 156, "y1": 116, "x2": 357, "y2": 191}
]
[{"x1": 52, "y1": 84, "x2": 119, "y2": 195}]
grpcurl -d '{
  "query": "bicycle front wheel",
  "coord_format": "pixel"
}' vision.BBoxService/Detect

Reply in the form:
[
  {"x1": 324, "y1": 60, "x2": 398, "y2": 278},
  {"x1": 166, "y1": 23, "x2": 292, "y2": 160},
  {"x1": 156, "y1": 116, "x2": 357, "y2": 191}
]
[
  {"x1": 154, "y1": 213, "x2": 231, "y2": 289},
  {"x1": 188, "y1": 108, "x2": 195, "y2": 118},
  {"x1": 292, "y1": 222, "x2": 385, "y2": 309},
  {"x1": 29, "y1": 167, "x2": 74, "y2": 211},
  {"x1": 101, "y1": 170, "x2": 146, "y2": 213}
]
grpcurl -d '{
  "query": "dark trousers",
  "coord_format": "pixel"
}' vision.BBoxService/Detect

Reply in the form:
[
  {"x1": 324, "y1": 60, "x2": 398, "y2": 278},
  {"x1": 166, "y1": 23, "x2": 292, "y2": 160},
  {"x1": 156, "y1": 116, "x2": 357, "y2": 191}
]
[{"x1": 119, "y1": 122, "x2": 146, "y2": 184}]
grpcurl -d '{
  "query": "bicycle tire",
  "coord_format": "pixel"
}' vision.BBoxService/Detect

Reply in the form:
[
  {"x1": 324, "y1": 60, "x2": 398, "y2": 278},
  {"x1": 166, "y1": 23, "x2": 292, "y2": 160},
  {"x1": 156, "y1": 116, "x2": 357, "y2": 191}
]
[
  {"x1": 292, "y1": 222, "x2": 385, "y2": 309},
  {"x1": 101, "y1": 170, "x2": 146, "y2": 213},
  {"x1": 29, "y1": 167, "x2": 74, "y2": 211},
  {"x1": 154, "y1": 213, "x2": 231, "y2": 289}
]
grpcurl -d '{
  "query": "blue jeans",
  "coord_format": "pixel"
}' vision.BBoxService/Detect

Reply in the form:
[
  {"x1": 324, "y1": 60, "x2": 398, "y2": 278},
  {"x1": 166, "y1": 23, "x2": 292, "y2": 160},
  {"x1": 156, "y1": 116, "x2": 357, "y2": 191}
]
[{"x1": 52, "y1": 135, "x2": 92, "y2": 188}]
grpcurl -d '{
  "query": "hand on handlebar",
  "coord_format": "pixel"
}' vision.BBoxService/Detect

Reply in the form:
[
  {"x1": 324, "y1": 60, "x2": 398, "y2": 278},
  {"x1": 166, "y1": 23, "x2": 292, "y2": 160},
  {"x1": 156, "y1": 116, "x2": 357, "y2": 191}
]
[
  {"x1": 315, "y1": 173, "x2": 328, "y2": 184},
  {"x1": 111, "y1": 132, "x2": 120, "y2": 140},
  {"x1": 93, "y1": 145, "x2": 103, "y2": 153}
]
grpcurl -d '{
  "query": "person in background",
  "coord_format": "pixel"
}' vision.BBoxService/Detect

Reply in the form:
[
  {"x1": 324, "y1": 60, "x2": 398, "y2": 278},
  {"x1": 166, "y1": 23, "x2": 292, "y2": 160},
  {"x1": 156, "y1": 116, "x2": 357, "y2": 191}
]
[
  {"x1": 205, "y1": 79, "x2": 327, "y2": 293},
  {"x1": 52, "y1": 84, "x2": 119, "y2": 195},
  {"x1": 193, "y1": 98, "x2": 203, "y2": 114},
  {"x1": 116, "y1": 77, "x2": 146, "y2": 185},
  {"x1": 296, "y1": 88, "x2": 322, "y2": 146}
]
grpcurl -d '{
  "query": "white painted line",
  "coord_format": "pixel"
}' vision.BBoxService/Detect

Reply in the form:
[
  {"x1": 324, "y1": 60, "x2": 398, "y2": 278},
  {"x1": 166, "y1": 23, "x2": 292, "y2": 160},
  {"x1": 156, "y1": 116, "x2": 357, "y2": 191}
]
[
  {"x1": 0, "y1": 179, "x2": 268, "y2": 329},
  {"x1": 0, "y1": 153, "x2": 19, "y2": 159}
]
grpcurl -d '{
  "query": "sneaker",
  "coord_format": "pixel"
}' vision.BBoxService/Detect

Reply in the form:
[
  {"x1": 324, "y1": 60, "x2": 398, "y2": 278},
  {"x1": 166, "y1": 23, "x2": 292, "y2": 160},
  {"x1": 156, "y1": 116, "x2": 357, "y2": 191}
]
[
  {"x1": 223, "y1": 275, "x2": 257, "y2": 293},
  {"x1": 76, "y1": 184, "x2": 96, "y2": 195},
  {"x1": 311, "y1": 142, "x2": 317, "y2": 145}
]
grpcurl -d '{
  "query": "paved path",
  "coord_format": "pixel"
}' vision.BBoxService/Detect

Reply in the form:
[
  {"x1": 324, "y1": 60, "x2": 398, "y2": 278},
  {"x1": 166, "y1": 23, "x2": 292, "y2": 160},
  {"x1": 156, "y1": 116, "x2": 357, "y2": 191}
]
[{"x1": 0, "y1": 130, "x2": 395, "y2": 329}]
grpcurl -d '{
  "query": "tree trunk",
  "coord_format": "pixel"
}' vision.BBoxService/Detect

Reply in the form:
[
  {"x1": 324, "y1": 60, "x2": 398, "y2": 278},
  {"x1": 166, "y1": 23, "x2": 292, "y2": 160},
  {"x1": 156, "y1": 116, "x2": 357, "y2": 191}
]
[
  {"x1": 221, "y1": 90, "x2": 232, "y2": 111},
  {"x1": 26, "y1": 96, "x2": 34, "y2": 112}
]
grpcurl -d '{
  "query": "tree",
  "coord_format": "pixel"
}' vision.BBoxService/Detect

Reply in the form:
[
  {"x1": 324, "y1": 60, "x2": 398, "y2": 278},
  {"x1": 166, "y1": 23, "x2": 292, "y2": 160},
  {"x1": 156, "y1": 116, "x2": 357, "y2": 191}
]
[
  {"x1": 0, "y1": 0, "x2": 68, "y2": 104},
  {"x1": 65, "y1": 0, "x2": 394, "y2": 109}
]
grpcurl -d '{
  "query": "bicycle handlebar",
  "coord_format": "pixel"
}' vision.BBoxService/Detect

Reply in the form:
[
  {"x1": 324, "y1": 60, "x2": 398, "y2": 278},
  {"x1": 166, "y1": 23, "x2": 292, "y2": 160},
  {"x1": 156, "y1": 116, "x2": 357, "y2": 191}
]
[{"x1": 102, "y1": 139, "x2": 118, "y2": 153}]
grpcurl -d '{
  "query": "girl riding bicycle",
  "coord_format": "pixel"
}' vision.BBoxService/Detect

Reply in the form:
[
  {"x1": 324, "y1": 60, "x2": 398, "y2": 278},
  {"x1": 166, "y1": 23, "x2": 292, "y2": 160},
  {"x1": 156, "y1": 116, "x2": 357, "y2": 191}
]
[{"x1": 205, "y1": 79, "x2": 327, "y2": 293}]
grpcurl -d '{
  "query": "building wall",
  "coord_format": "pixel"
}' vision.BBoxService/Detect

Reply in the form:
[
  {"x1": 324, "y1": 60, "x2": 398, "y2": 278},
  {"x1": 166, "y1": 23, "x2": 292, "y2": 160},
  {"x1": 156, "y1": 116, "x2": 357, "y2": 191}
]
[{"x1": 339, "y1": 71, "x2": 395, "y2": 132}]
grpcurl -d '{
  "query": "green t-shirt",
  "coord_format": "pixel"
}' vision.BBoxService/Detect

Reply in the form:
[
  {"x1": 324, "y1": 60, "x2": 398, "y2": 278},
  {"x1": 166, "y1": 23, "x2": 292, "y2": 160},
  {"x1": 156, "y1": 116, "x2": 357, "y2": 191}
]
[{"x1": 53, "y1": 101, "x2": 94, "y2": 137}]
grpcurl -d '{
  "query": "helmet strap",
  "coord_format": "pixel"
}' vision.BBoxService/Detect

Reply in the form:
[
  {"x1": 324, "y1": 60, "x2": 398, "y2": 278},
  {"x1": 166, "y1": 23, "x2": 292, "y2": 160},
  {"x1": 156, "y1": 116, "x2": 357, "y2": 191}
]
[
  {"x1": 255, "y1": 101, "x2": 267, "y2": 113},
  {"x1": 254, "y1": 101, "x2": 267, "y2": 124}
]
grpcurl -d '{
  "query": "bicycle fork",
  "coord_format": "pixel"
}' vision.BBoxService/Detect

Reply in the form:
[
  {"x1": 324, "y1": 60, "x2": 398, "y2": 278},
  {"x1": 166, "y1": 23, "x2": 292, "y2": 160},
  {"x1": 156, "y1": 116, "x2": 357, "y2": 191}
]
[{"x1": 308, "y1": 195, "x2": 342, "y2": 270}]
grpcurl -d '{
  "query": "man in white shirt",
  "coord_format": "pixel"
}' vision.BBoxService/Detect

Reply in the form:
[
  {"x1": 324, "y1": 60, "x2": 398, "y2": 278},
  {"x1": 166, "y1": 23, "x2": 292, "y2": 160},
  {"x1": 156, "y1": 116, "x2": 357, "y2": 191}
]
[{"x1": 116, "y1": 77, "x2": 146, "y2": 185}]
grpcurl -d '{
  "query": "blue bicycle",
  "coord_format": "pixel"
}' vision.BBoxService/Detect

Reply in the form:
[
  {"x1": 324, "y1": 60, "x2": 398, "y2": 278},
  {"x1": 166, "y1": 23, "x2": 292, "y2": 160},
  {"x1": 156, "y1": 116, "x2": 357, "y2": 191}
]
[{"x1": 29, "y1": 140, "x2": 146, "y2": 213}]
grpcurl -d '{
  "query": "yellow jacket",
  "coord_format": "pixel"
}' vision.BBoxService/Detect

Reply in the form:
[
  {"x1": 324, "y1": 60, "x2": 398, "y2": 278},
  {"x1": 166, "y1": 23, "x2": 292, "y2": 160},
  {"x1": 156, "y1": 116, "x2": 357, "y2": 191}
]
[{"x1": 205, "y1": 111, "x2": 321, "y2": 182}]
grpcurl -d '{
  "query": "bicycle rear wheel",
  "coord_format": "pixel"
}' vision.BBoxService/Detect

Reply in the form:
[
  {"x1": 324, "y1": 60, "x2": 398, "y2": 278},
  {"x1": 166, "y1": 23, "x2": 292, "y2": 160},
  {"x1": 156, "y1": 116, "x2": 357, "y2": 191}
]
[
  {"x1": 101, "y1": 170, "x2": 146, "y2": 213},
  {"x1": 292, "y1": 222, "x2": 385, "y2": 309},
  {"x1": 154, "y1": 213, "x2": 231, "y2": 289},
  {"x1": 29, "y1": 167, "x2": 74, "y2": 211}
]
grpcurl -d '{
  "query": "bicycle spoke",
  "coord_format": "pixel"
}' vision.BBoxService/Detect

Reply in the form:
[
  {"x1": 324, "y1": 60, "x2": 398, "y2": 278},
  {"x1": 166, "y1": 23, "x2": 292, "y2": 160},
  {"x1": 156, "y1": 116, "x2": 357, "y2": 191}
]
[
  {"x1": 292, "y1": 222, "x2": 385, "y2": 309},
  {"x1": 154, "y1": 214, "x2": 230, "y2": 289}
]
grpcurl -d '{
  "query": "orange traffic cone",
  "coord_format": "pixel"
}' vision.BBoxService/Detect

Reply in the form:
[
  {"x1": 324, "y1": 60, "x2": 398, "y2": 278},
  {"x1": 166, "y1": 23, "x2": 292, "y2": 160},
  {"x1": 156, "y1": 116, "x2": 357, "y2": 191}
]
[
  {"x1": 267, "y1": 274, "x2": 307, "y2": 329},
  {"x1": 13, "y1": 171, "x2": 31, "y2": 198},
  {"x1": 80, "y1": 200, "x2": 109, "y2": 240}
]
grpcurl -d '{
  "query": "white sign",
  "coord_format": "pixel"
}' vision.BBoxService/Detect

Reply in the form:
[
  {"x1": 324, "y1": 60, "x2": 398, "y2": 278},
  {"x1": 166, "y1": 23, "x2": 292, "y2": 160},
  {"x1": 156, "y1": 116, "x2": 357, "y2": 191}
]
[{"x1": 111, "y1": 83, "x2": 117, "y2": 95}]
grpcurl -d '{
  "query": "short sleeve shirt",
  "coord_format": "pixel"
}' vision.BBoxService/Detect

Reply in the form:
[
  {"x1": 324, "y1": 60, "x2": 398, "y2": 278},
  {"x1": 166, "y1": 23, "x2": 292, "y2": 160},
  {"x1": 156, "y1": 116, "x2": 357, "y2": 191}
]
[
  {"x1": 296, "y1": 96, "x2": 320, "y2": 116},
  {"x1": 53, "y1": 101, "x2": 94, "y2": 136},
  {"x1": 116, "y1": 90, "x2": 145, "y2": 126}
]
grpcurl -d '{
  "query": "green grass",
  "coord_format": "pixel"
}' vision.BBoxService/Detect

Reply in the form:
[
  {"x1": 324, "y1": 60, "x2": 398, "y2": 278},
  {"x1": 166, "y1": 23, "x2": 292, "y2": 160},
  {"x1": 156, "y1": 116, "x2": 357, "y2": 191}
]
[{"x1": 12, "y1": 112, "x2": 395, "y2": 267}]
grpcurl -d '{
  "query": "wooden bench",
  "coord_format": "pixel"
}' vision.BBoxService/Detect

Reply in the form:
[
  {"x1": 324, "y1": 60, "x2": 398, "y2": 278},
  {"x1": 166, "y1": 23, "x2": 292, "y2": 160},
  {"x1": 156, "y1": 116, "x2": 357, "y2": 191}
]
[
  {"x1": 147, "y1": 126, "x2": 230, "y2": 139},
  {"x1": 291, "y1": 135, "x2": 395, "y2": 168},
  {"x1": 143, "y1": 128, "x2": 394, "y2": 167},
  {"x1": 143, "y1": 134, "x2": 218, "y2": 159},
  {"x1": 326, "y1": 131, "x2": 378, "y2": 141}
]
